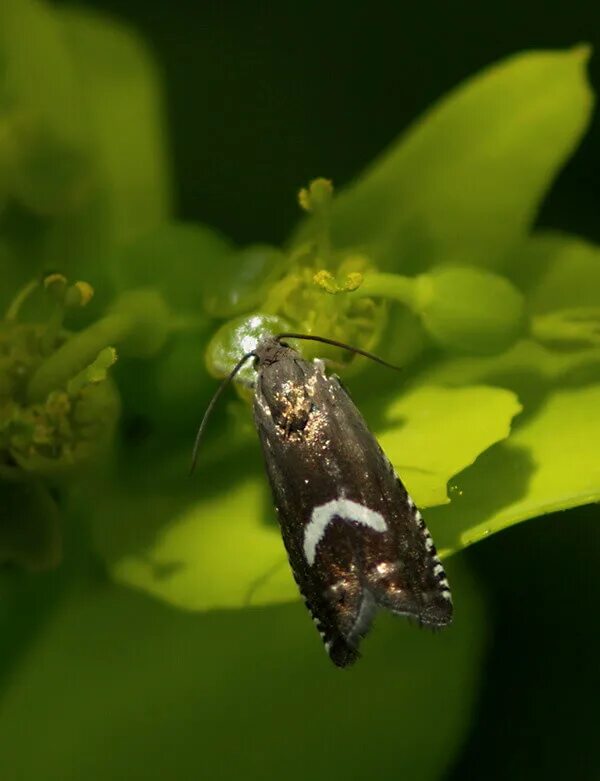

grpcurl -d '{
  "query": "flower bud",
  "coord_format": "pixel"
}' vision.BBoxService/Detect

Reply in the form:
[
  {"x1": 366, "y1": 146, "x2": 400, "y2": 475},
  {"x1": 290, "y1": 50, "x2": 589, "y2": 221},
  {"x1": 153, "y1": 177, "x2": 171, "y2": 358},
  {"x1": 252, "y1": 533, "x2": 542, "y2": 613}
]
[
  {"x1": 415, "y1": 266, "x2": 525, "y2": 354},
  {"x1": 206, "y1": 313, "x2": 291, "y2": 386},
  {"x1": 112, "y1": 290, "x2": 170, "y2": 357}
]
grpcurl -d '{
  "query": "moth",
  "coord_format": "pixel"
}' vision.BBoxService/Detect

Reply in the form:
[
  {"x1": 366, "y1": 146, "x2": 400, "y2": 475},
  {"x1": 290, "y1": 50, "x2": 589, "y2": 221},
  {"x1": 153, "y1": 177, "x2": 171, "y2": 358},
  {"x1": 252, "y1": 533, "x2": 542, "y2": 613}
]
[{"x1": 192, "y1": 334, "x2": 452, "y2": 667}]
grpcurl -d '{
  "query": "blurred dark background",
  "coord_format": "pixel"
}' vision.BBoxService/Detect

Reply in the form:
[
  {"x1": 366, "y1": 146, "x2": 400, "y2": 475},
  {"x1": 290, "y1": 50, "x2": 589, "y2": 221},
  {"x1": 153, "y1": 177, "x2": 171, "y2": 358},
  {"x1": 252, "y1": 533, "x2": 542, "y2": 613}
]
[
  {"x1": 58, "y1": 0, "x2": 600, "y2": 248},
  {"x1": 54, "y1": 1, "x2": 600, "y2": 777}
]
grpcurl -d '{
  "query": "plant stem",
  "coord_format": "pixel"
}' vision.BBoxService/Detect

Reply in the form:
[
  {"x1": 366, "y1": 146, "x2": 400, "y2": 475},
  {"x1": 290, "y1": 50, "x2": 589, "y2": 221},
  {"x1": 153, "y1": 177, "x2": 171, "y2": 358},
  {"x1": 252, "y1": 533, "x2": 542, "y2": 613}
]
[
  {"x1": 4, "y1": 279, "x2": 39, "y2": 321},
  {"x1": 27, "y1": 311, "x2": 132, "y2": 402},
  {"x1": 351, "y1": 272, "x2": 420, "y2": 309}
]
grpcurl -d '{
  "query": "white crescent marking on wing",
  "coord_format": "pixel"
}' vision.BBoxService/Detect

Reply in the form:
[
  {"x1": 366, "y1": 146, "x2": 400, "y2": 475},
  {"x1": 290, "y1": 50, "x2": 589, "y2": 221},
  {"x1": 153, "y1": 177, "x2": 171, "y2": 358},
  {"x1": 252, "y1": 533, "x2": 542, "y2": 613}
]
[{"x1": 304, "y1": 498, "x2": 387, "y2": 566}]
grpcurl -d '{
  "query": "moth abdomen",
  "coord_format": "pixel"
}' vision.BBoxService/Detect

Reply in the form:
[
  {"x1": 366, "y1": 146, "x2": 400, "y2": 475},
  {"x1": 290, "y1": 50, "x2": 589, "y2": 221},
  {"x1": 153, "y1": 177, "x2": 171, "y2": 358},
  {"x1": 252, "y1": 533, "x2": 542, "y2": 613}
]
[{"x1": 327, "y1": 636, "x2": 361, "y2": 668}]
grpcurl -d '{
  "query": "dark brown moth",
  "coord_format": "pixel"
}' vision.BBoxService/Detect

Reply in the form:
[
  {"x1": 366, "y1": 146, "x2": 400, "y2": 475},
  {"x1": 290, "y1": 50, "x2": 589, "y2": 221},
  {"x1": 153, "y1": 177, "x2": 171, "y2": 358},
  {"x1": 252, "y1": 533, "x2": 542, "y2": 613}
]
[{"x1": 191, "y1": 334, "x2": 452, "y2": 667}]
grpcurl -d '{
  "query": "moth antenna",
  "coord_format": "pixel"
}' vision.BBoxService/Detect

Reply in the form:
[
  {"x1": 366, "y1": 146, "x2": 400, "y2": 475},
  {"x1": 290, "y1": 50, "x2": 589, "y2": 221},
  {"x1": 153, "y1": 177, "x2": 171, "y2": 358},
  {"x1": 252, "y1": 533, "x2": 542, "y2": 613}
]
[
  {"x1": 275, "y1": 333, "x2": 402, "y2": 371},
  {"x1": 189, "y1": 350, "x2": 256, "y2": 476}
]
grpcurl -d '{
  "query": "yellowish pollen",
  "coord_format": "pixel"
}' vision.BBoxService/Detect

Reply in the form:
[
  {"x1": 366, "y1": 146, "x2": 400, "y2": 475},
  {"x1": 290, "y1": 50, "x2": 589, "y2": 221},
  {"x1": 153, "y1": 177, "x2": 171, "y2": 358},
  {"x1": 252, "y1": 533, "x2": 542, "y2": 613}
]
[
  {"x1": 298, "y1": 187, "x2": 311, "y2": 212},
  {"x1": 73, "y1": 281, "x2": 94, "y2": 306},
  {"x1": 43, "y1": 273, "x2": 67, "y2": 291}
]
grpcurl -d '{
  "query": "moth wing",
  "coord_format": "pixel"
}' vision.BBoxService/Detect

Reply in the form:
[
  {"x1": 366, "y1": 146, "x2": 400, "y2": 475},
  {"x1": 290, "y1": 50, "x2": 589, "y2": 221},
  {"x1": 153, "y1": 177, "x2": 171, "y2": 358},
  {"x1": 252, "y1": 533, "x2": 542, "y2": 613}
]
[{"x1": 254, "y1": 359, "x2": 452, "y2": 666}]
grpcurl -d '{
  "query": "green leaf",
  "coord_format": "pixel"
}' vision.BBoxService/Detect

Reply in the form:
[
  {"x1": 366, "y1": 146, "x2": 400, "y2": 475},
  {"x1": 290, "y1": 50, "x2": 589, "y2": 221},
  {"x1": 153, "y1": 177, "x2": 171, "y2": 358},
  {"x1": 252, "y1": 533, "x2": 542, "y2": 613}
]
[
  {"x1": 422, "y1": 334, "x2": 600, "y2": 385},
  {"x1": 203, "y1": 244, "x2": 287, "y2": 318},
  {"x1": 378, "y1": 385, "x2": 522, "y2": 507},
  {"x1": 0, "y1": 241, "x2": 24, "y2": 313},
  {"x1": 428, "y1": 384, "x2": 600, "y2": 555},
  {"x1": 110, "y1": 222, "x2": 233, "y2": 312},
  {"x1": 296, "y1": 47, "x2": 593, "y2": 273},
  {"x1": 0, "y1": 0, "x2": 90, "y2": 214},
  {"x1": 90, "y1": 384, "x2": 520, "y2": 611},
  {"x1": 514, "y1": 231, "x2": 600, "y2": 312},
  {"x1": 0, "y1": 561, "x2": 485, "y2": 781},
  {"x1": 0, "y1": 480, "x2": 61, "y2": 570},
  {"x1": 0, "y1": 2, "x2": 172, "y2": 286},
  {"x1": 58, "y1": 6, "x2": 172, "y2": 242},
  {"x1": 0, "y1": 0, "x2": 83, "y2": 137},
  {"x1": 113, "y1": 476, "x2": 298, "y2": 609}
]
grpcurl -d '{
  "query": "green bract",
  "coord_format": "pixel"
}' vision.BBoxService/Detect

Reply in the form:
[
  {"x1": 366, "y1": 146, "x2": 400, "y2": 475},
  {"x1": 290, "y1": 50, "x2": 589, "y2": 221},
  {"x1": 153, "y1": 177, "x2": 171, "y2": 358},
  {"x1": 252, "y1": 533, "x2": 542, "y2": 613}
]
[
  {"x1": 1, "y1": 3, "x2": 599, "y2": 776},
  {"x1": 0, "y1": 562, "x2": 486, "y2": 781},
  {"x1": 300, "y1": 47, "x2": 592, "y2": 273}
]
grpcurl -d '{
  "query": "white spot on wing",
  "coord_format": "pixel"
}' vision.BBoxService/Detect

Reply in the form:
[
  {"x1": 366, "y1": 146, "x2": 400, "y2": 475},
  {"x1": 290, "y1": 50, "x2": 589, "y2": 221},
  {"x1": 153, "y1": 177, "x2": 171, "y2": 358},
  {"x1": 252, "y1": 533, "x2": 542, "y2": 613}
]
[
  {"x1": 405, "y1": 489, "x2": 453, "y2": 601},
  {"x1": 304, "y1": 498, "x2": 387, "y2": 566}
]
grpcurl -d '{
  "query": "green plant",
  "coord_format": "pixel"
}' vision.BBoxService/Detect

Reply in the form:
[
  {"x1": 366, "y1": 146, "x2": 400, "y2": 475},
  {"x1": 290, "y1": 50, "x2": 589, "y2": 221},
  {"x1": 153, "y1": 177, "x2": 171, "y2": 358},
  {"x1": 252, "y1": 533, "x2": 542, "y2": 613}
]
[{"x1": 1, "y1": 1, "x2": 599, "y2": 778}]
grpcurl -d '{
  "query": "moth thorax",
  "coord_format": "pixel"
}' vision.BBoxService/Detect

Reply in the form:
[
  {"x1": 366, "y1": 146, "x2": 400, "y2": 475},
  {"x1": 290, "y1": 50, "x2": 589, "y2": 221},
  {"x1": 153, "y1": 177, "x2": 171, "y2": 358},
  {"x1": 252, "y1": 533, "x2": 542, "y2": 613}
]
[{"x1": 274, "y1": 381, "x2": 313, "y2": 434}]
